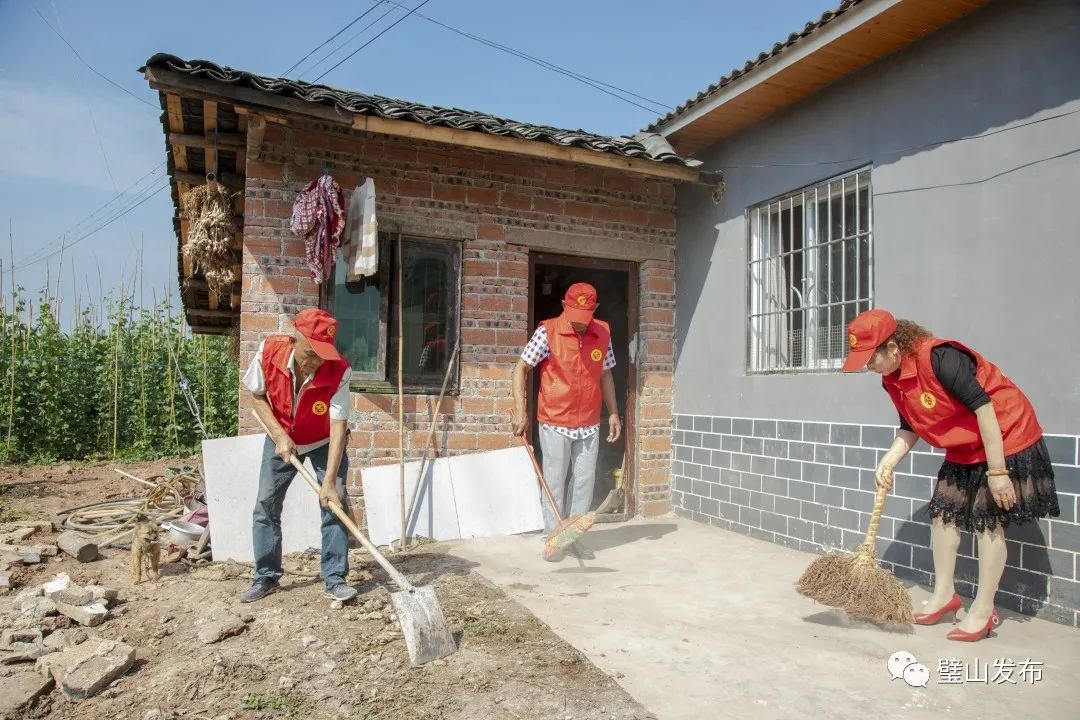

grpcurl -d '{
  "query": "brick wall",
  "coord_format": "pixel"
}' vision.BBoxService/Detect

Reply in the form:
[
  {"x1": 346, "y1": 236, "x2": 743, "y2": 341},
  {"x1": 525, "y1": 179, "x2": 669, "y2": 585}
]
[
  {"x1": 239, "y1": 118, "x2": 677, "y2": 520},
  {"x1": 671, "y1": 413, "x2": 1080, "y2": 627}
]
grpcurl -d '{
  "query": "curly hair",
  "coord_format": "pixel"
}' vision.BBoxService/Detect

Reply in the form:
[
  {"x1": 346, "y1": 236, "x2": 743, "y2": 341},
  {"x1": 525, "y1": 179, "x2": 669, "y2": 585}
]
[{"x1": 884, "y1": 319, "x2": 933, "y2": 356}]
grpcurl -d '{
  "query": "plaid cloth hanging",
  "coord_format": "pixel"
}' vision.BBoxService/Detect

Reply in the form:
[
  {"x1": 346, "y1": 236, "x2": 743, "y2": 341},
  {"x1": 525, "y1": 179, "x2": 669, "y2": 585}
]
[{"x1": 290, "y1": 173, "x2": 346, "y2": 284}]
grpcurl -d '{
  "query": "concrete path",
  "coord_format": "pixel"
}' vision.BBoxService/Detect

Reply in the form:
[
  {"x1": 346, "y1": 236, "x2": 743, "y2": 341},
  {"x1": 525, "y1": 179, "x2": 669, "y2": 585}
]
[{"x1": 447, "y1": 517, "x2": 1078, "y2": 720}]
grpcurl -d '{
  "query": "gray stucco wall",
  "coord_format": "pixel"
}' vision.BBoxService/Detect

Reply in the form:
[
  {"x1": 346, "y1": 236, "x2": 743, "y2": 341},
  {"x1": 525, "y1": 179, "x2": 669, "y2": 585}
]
[
  {"x1": 670, "y1": 0, "x2": 1080, "y2": 626},
  {"x1": 675, "y1": 0, "x2": 1080, "y2": 432}
]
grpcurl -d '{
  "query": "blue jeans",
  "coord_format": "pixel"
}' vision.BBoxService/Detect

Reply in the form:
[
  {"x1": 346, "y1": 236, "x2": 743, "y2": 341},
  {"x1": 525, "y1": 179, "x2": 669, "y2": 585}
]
[{"x1": 251, "y1": 436, "x2": 350, "y2": 589}]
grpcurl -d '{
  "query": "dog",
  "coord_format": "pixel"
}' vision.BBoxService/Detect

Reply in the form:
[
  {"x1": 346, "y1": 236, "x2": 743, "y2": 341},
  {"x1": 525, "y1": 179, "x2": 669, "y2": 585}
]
[{"x1": 131, "y1": 515, "x2": 161, "y2": 584}]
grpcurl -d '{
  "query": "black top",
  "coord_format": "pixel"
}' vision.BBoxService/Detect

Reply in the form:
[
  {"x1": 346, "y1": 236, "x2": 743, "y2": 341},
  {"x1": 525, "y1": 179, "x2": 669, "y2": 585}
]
[{"x1": 898, "y1": 344, "x2": 991, "y2": 432}]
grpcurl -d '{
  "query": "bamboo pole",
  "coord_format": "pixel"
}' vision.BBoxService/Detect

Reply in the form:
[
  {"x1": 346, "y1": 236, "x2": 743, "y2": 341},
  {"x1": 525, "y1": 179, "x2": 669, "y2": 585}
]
[
  {"x1": 112, "y1": 298, "x2": 121, "y2": 456},
  {"x1": 6, "y1": 221, "x2": 14, "y2": 450},
  {"x1": 397, "y1": 237, "x2": 405, "y2": 551}
]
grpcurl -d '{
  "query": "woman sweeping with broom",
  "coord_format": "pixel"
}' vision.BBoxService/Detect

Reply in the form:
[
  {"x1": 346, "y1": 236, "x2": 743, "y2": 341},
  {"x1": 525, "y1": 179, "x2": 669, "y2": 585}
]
[{"x1": 843, "y1": 309, "x2": 1060, "y2": 641}]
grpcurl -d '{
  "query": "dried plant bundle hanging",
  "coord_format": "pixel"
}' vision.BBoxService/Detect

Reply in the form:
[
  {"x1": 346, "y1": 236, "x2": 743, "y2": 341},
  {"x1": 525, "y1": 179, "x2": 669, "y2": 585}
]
[{"x1": 181, "y1": 179, "x2": 236, "y2": 299}]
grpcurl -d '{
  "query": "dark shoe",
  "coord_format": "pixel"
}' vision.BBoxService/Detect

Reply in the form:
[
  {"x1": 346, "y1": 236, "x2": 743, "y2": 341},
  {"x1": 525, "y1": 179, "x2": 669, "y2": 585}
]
[
  {"x1": 324, "y1": 584, "x2": 358, "y2": 602},
  {"x1": 240, "y1": 581, "x2": 278, "y2": 603}
]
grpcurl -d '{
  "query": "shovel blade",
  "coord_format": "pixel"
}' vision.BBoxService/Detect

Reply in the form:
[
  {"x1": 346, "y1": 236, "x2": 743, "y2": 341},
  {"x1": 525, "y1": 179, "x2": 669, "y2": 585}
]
[{"x1": 390, "y1": 585, "x2": 457, "y2": 666}]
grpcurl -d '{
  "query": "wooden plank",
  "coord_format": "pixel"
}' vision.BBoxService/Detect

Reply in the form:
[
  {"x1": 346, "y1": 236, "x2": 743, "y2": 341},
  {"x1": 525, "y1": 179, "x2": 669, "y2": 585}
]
[
  {"x1": 187, "y1": 323, "x2": 233, "y2": 335},
  {"x1": 180, "y1": 216, "x2": 192, "y2": 278},
  {"x1": 203, "y1": 100, "x2": 218, "y2": 179},
  {"x1": 236, "y1": 109, "x2": 248, "y2": 172},
  {"x1": 246, "y1": 114, "x2": 267, "y2": 163},
  {"x1": 174, "y1": 170, "x2": 244, "y2": 190},
  {"x1": 168, "y1": 131, "x2": 245, "y2": 149},
  {"x1": 185, "y1": 309, "x2": 240, "y2": 318},
  {"x1": 166, "y1": 94, "x2": 188, "y2": 172},
  {"x1": 146, "y1": 67, "x2": 700, "y2": 182}
]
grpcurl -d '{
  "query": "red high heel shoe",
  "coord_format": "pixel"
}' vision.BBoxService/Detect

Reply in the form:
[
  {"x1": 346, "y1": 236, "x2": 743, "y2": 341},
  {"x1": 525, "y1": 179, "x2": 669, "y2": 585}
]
[
  {"x1": 947, "y1": 608, "x2": 1000, "y2": 642},
  {"x1": 913, "y1": 593, "x2": 962, "y2": 625}
]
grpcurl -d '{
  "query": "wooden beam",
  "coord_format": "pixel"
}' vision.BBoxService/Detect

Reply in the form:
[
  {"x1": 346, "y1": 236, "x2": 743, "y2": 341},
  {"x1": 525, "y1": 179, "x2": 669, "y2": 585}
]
[
  {"x1": 185, "y1": 308, "x2": 239, "y2": 318},
  {"x1": 168, "y1": 131, "x2": 245, "y2": 149},
  {"x1": 174, "y1": 170, "x2": 245, "y2": 191},
  {"x1": 187, "y1": 323, "x2": 233, "y2": 335},
  {"x1": 233, "y1": 105, "x2": 288, "y2": 126},
  {"x1": 184, "y1": 277, "x2": 242, "y2": 293},
  {"x1": 246, "y1": 114, "x2": 267, "y2": 163},
  {"x1": 203, "y1": 100, "x2": 218, "y2": 178},
  {"x1": 146, "y1": 67, "x2": 699, "y2": 182},
  {"x1": 236, "y1": 108, "x2": 248, "y2": 172}
]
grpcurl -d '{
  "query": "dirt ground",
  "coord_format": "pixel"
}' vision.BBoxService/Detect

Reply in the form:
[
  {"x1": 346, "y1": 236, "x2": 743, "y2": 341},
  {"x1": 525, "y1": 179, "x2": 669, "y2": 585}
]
[{"x1": 0, "y1": 459, "x2": 653, "y2": 720}]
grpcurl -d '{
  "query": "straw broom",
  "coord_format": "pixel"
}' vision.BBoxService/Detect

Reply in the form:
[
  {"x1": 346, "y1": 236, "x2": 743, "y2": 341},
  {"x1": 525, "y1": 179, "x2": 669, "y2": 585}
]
[{"x1": 796, "y1": 463, "x2": 913, "y2": 625}]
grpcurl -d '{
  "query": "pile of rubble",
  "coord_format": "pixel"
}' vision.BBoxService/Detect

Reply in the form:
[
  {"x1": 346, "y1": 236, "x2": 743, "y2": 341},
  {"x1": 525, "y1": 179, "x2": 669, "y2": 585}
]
[
  {"x1": 0, "y1": 572, "x2": 134, "y2": 717},
  {"x1": 1, "y1": 520, "x2": 99, "y2": 591}
]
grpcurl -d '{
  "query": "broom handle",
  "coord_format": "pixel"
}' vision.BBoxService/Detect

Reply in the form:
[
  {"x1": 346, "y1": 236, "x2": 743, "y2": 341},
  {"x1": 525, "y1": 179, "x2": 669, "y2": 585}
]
[
  {"x1": 519, "y1": 432, "x2": 564, "y2": 523},
  {"x1": 251, "y1": 411, "x2": 413, "y2": 591},
  {"x1": 862, "y1": 480, "x2": 889, "y2": 548},
  {"x1": 403, "y1": 341, "x2": 460, "y2": 527}
]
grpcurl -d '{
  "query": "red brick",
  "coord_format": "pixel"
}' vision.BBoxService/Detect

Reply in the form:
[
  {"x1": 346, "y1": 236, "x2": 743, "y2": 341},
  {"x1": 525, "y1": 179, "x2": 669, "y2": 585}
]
[
  {"x1": 380, "y1": 144, "x2": 418, "y2": 163},
  {"x1": 532, "y1": 196, "x2": 562, "y2": 214},
  {"x1": 447, "y1": 433, "x2": 478, "y2": 451},
  {"x1": 433, "y1": 185, "x2": 467, "y2": 203},
  {"x1": 261, "y1": 275, "x2": 299, "y2": 294},
  {"x1": 464, "y1": 260, "x2": 497, "y2": 277},
  {"x1": 564, "y1": 201, "x2": 594, "y2": 220},
  {"x1": 297, "y1": 279, "x2": 320, "y2": 296},
  {"x1": 621, "y1": 208, "x2": 649, "y2": 226},
  {"x1": 246, "y1": 160, "x2": 283, "y2": 181},
  {"x1": 329, "y1": 135, "x2": 364, "y2": 154},
  {"x1": 476, "y1": 223, "x2": 503, "y2": 240},
  {"x1": 643, "y1": 308, "x2": 675, "y2": 324},
  {"x1": 462, "y1": 398, "x2": 494, "y2": 415},
  {"x1": 241, "y1": 314, "x2": 279, "y2": 332},
  {"x1": 477, "y1": 434, "x2": 512, "y2": 451},
  {"x1": 648, "y1": 213, "x2": 676, "y2": 231},
  {"x1": 501, "y1": 193, "x2": 531, "y2": 211},
  {"x1": 641, "y1": 500, "x2": 671, "y2": 517},
  {"x1": 468, "y1": 189, "x2": 499, "y2": 206},
  {"x1": 398, "y1": 179, "x2": 432, "y2": 198},
  {"x1": 645, "y1": 276, "x2": 675, "y2": 294},
  {"x1": 498, "y1": 262, "x2": 529, "y2": 280},
  {"x1": 461, "y1": 328, "x2": 496, "y2": 345}
]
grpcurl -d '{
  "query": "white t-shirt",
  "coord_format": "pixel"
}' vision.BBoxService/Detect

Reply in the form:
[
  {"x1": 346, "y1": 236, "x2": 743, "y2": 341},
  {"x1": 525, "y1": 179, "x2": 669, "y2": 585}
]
[{"x1": 242, "y1": 339, "x2": 350, "y2": 454}]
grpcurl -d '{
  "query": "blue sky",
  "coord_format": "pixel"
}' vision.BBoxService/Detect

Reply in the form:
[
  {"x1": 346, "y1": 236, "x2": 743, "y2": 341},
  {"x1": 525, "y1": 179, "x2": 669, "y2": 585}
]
[{"x1": 0, "y1": 0, "x2": 836, "y2": 327}]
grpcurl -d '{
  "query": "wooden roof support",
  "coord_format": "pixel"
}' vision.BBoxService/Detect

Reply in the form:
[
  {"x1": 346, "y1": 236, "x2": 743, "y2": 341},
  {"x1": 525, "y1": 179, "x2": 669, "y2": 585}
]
[
  {"x1": 146, "y1": 68, "x2": 699, "y2": 182},
  {"x1": 168, "y1": 131, "x2": 245, "y2": 149},
  {"x1": 203, "y1": 100, "x2": 220, "y2": 311},
  {"x1": 166, "y1": 93, "x2": 193, "y2": 279},
  {"x1": 186, "y1": 308, "x2": 239, "y2": 318},
  {"x1": 174, "y1": 170, "x2": 245, "y2": 190},
  {"x1": 246, "y1": 114, "x2": 267, "y2": 162}
]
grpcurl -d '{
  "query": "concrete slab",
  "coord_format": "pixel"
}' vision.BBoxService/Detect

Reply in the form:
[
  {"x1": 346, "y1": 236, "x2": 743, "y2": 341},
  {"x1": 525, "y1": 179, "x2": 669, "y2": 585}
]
[{"x1": 448, "y1": 517, "x2": 1078, "y2": 720}]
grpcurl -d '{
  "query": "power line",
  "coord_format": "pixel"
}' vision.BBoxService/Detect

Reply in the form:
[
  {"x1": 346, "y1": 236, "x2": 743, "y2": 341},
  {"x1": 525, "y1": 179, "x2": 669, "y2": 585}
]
[
  {"x1": 299, "y1": 2, "x2": 403, "y2": 81},
  {"x1": 13, "y1": 180, "x2": 169, "y2": 273},
  {"x1": 30, "y1": 3, "x2": 157, "y2": 110},
  {"x1": 14, "y1": 165, "x2": 166, "y2": 269},
  {"x1": 313, "y1": 0, "x2": 435, "y2": 83},
  {"x1": 281, "y1": 1, "x2": 386, "y2": 77},
  {"x1": 381, "y1": 0, "x2": 673, "y2": 114}
]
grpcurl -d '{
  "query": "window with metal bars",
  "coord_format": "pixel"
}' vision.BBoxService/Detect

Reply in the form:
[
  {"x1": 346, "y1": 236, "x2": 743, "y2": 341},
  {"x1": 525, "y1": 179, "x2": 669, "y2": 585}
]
[{"x1": 746, "y1": 167, "x2": 873, "y2": 373}]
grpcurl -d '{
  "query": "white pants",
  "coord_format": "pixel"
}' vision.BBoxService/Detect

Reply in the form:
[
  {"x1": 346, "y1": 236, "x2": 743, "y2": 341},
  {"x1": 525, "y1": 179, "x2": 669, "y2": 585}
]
[{"x1": 538, "y1": 425, "x2": 599, "y2": 536}]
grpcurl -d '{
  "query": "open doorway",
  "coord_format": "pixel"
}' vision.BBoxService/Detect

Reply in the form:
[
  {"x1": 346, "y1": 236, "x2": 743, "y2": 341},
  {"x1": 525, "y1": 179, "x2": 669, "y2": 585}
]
[{"x1": 528, "y1": 253, "x2": 638, "y2": 515}]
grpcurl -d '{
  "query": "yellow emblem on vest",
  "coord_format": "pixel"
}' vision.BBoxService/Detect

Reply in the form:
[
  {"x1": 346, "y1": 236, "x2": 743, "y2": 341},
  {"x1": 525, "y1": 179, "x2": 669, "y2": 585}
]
[
  {"x1": 590, "y1": 349, "x2": 603, "y2": 362},
  {"x1": 326, "y1": 325, "x2": 336, "y2": 338},
  {"x1": 848, "y1": 333, "x2": 858, "y2": 348},
  {"x1": 577, "y1": 295, "x2": 588, "y2": 306},
  {"x1": 312, "y1": 400, "x2": 328, "y2": 416},
  {"x1": 920, "y1": 392, "x2": 937, "y2": 410}
]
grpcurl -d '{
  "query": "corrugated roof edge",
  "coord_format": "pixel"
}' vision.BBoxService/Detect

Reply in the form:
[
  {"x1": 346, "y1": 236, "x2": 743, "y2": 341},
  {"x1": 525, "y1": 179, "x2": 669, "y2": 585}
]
[
  {"x1": 142, "y1": 53, "x2": 700, "y2": 168},
  {"x1": 644, "y1": 0, "x2": 865, "y2": 133}
]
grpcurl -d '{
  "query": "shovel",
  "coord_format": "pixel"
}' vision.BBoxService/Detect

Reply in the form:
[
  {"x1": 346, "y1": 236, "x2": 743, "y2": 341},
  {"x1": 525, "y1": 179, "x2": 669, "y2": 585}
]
[{"x1": 252, "y1": 412, "x2": 457, "y2": 666}]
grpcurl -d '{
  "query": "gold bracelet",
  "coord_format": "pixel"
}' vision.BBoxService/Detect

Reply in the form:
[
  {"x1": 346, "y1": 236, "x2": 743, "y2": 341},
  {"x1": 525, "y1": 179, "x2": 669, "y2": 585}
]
[{"x1": 986, "y1": 468, "x2": 1010, "y2": 477}]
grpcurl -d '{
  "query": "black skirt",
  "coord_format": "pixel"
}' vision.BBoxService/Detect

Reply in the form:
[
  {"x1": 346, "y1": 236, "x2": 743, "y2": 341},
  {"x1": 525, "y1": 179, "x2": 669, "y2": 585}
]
[{"x1": 927, "y1": 437, "x2": 1060, "y2": 533}]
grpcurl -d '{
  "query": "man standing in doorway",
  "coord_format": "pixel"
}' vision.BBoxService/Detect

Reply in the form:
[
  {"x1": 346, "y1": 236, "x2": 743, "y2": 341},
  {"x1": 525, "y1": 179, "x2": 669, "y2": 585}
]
[
  {"x1": 240, "y1": 308, "x2": 357, "y2": 603},
  {"x1": 511, "y1": 282, "x2": 622, "y2": 558}
]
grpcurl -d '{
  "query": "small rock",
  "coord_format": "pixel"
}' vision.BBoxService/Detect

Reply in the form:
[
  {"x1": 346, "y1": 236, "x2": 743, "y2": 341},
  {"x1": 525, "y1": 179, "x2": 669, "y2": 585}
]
[
  {"x1": 159, "y1": 615, "x2": 173, "y2": 625},
  {"x1": 54, "y1": 602, "x2": 108, "y2": 627},
  {"x1": 330, "y1": 599, "x2": 344, "y2": 611},
  {"x1": 0, "y1": 670, "x2": 55, "y2": 716},
  {"x1": 317, "y1": 660, "x2": 338, "y2": 675},
  {"x1": 36, "y1": 638, "x2": 136, "y2": 701},
  {"x1": 20, "y1": 596, "x2": 58, "y2": 620},
  {"x1": 17, "y1": 552, "x2": 41, "y2": 565},
  {"x1": 13, "y1": 587, "x2": 42, "y2": 604},
  {"x1": 300, "y1": 635, "x2": 319, "y2": 649},
  {"x1": 1, "y1": 629, "x2": 43, "y2": 649},
  {"x1": 197, "y1": 608, "x2": 247, "y2": 645},
  {"x1": 238, "y1": 611, "x2": 254, "y2": 624},
  {"x1": 278, "y1": 675, "x2": 298, "y2": 690},
  {"x1": 151, "y1": 628, "x2": 169, "y2": 640},
  {"x1": 85, "y1": 586, "x2": 119, "y2": 604},
  {"x1": 53, "y1": 586, "x2": 94, "y2": 607},
  {"x1": 42, "y1": 573, "x2": 71, "y2": 599},
  {"x1": 42, "y1": 629, "x2": 88, "y2": 651}
]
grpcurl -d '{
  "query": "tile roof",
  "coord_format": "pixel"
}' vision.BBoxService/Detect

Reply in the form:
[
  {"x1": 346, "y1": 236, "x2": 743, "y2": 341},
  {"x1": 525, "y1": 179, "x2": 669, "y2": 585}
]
[
  {"x1": 142, "y1": 54, "x2": 698, "y2": 168},
  {"x1": 645, "y1": 0, "x2": 866, "y2": 132}
]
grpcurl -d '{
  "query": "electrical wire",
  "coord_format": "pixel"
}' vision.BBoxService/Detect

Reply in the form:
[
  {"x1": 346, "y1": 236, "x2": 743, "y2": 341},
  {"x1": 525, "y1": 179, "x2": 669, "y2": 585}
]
[
  {"x1": 381, "y1": 0, "x2": 673, "y2": 114},
  {"x1": 312, "y1": 0, "x2": 435, "y2": 83},
  {"x1": 30, "y1": 2, "x2": 157, "y2": 110},
  {"x1": 299, "y1": 1, "x2": 403, "y2": 81},
  {"x1": 281, "y1": 1, "x2": 386, "y2": 77}
]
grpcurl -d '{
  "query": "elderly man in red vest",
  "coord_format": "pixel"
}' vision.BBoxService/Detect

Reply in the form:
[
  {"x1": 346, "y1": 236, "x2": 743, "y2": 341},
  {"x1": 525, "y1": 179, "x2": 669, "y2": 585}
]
[
  {"x1": 511, "y1": 283, "x2": 622, "y2": 557},
  {"x1": 240, "y1": 308, "x2": 355, "y2": 603}
]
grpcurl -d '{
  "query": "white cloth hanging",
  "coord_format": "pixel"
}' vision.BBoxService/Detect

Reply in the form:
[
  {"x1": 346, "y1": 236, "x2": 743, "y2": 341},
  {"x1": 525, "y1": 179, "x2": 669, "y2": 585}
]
[{"x1": 344, "y1": 178, "x2": 378, "y2": 280}]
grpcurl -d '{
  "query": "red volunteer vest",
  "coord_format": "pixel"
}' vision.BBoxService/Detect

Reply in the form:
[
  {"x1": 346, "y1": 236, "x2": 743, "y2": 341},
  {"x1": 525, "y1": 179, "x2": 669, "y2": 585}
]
[
  {"x1": 881, "y1": 338, "x2": 1042, "y2": 464},
  {"x1": 261, "y1": 336, "x2": 350, "y2": 445},
  {"x1": 536, "y1": 317, "x2": 610, "y2": 428}
]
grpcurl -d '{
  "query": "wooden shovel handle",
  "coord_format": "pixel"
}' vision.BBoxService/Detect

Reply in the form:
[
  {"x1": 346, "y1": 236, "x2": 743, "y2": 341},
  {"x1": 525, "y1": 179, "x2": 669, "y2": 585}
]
[
  {"x1": 519, "y1": 432, "x2": 563, "y2": 523},
  {"x1": 250, "y1": 411, "x2": 413, "y2": 592}
]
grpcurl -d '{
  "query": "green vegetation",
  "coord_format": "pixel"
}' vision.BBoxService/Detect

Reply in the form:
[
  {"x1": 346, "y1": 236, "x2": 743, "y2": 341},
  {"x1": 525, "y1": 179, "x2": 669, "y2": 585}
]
[{"x1": 0, "y1": 288, "x2": 237, "y2": 464}]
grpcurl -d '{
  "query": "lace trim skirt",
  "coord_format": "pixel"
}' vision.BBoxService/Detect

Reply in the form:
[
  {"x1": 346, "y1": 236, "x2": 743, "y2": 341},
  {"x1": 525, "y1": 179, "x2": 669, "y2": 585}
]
[{"x1": 928, "y1": 437, "x2": 1060, "y2": 533}]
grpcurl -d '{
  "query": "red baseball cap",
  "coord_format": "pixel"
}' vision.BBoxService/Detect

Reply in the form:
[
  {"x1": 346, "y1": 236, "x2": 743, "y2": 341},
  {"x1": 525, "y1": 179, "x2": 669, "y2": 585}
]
[
  {"x1": 293, "y1": 308, "x2": 342, "y2": 361},
  {"x1": 842, "y1": 308, "x2": 898, "y2": 372},
  {"x1": 562, "y1": 282, "x2": 598, "y2": 324}
]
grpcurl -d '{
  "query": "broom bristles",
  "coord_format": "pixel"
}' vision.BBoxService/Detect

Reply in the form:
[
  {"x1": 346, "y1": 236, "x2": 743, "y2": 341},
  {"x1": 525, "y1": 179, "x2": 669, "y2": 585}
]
[
  {"x1": 797, "y1": 545, "x2": 914, "y2": 625},
  {"x1": 543, "y1": 513, "x2": 595, "y2": 560}
]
